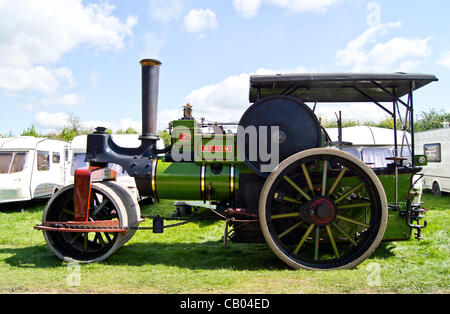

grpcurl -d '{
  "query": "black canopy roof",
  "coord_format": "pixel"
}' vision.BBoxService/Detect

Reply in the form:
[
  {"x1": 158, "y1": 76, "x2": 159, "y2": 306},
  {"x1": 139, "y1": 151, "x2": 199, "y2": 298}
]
[{"x1": 249, "y1": 73, "x2": 438, "y2": 103}]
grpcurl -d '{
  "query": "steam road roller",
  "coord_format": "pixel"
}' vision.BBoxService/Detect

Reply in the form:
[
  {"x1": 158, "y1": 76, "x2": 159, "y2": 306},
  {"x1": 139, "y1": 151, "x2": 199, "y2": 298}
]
[{"x1": 35, "y1": 59, "x2": 438, "y2": 270}]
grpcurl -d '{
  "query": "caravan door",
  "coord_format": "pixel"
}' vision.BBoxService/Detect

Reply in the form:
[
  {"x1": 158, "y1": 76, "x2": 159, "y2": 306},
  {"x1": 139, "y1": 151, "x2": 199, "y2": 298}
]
[
  {"x1": 30, "y1": 150, "x2": 55, "y2": 198},
  {"x1": 63, "y1": 145, "x2": 70, "y2": 186},
  {"x1": 30, "y1": 141, "x2": 66, "y2": 199}
]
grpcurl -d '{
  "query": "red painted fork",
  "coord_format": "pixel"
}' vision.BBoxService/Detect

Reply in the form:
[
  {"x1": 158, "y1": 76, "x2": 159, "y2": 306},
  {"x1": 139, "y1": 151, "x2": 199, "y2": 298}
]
[{"x1": 74, "y1": 166, "x2": 117, "y2": 221}]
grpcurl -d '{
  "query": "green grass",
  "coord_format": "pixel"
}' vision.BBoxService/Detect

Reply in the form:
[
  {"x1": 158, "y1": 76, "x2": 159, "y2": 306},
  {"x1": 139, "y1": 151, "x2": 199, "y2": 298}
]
[{"x1": 0, "y1": 191, "x2": 448, "y2": 294}]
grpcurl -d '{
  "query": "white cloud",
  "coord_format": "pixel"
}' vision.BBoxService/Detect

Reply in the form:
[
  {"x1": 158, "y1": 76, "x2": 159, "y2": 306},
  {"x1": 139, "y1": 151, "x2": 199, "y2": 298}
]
[
  {"x1": 33, "y1": 112, "x2": 71, "y2": 130},
  {"x1": 149, "y1": 0, "x2": 184, "y2": 23},
  {"x1": 0, "y1": 66, "x2": 74, "y2": 95},
  {"x1": 119, "y1": 118, "x2": 142, "y2": 132},
  {"x1": 0, "y1": 0, "x2": 137, "y2": 94},
  {"x1": 42, "y1": 94, "x2": 84, "y2": 107},
  {"x1": 438, "y1": 50, "x2": 450, "y2": 68},
  {"x1": 182, "y1": 9, "x2": 218, "y2": 33},
  {"x1": 233, "y1": 0, "x2": 339, "y2": 18},
  {"x1": 233, "y1": 0, "x2": 262, "y2": 19},
  {"x1": 81, "y1": 120, "x2": 114, "y2": 131},
  {"x1": 158, "y1": 109, "x2": 181, "y2": 131},
  {"x1": 336, "y1": 22, "x2": 432, "y2": 72},
  {"x1": 184, "y1": 66, "x2": 309, "y2": 123},
  {"x1": 17, "y1": 93, "x2": 84, "y2": 113},
  {"x1": 269, "y1": 0, "x2": 339, "y2": 13}
]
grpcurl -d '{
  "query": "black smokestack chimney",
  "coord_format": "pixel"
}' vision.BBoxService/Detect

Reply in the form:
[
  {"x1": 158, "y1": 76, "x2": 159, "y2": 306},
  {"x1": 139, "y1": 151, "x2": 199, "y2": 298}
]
[{"x1": 140, "y1": 59, "x2": 161, "y2": 153}]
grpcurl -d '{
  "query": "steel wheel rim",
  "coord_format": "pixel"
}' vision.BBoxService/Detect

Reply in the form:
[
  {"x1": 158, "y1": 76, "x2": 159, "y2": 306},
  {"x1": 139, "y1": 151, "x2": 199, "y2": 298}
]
[
  {"x1": 260, "y1": 150, "x2": 386, "y2": 270},
  {"x1": 44, "y1": 186, "x2": 120, "y2": 262}
]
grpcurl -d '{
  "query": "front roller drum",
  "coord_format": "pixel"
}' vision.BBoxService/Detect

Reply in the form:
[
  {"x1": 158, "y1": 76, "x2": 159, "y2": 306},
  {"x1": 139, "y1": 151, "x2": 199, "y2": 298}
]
[
  {"x1": 41, "y1": 182, "x2": 137, "y2": 263},
  {"x1": 259, "y1": 148, "x2": 388, "y2": 270}
]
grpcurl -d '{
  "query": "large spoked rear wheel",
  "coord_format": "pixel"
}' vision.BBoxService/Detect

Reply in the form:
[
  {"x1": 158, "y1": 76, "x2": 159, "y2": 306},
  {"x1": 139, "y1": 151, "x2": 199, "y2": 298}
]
[
  {"x1": 43, "y1": 182, "x2": 132, "y2": 263},
  {"x1": 259, "y1": 148, "x2": 388, "y2": 270}
]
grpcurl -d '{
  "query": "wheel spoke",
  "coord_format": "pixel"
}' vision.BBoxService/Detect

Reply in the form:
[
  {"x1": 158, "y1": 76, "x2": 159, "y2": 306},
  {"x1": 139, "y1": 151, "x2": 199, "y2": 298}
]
[
  {"x1": 331, "y1": 221, "x2": 357, "y2": 246},
  {"x1": 301, "y1": 164, "x2": 315, "y2": 196},
  {"x1": 321, "y1": 160, "x2": 328, "y2": 196},
  {"x1": 95, "y1": 232, "x2": 106, "y2": 247},
  {"x1": 62, "y1": 208, "x2": 74, "y2": 216},
  {"x1": 325, "y1": 225, "x2": 340, "y2": 258},
  {"x1": 279, "y1": 222, "x2": 302, "y2": 239},
  {"x1": 281, "y1": 196, "x2": 303, "y2": 205},
  {"x1": 92, "y1": 199, "x2": 109, "y2": 217},
  {"x1": 337, "y1": 202, "x2": 371, "y2": 210},
  {"x1": 327, "y1": 167, "x2": 347, "y2": 197},
  {"x1": 284, "y1": 176, "x2": 311, "y2": 201},
  {"x1": 293, "y1": 224, "x2": 315, "y2": 255},
  {"x1": 314, "y1": 226, "x2": 320, "y2": 261},
  {"x1": 104, "y1": 232, "x2": 112, "y2": 243},
  {"x1": 336, "y1": 215, "x2": 370, "y2": 228},
  {"x1": 69, "y1": 233, "x2": 81, "y2": 245},
  {"x1": 93, "y1": 193, "x2": 101, "y2": 206},
  {"x1": 335, "y1": 182, "x2": 365, "y2": 203},
  {"x1": 83, "y1": 233, "x2": 88, "y2": 252},
  {"x1": 271, "y1": 213, "x2": 300, "y2": 220}
]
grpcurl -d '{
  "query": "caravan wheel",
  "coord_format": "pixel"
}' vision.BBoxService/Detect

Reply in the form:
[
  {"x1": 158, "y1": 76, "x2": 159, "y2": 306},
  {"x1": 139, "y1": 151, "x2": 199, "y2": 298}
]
[{"x1": 432, "y1": 181, "x2": 441, "y2": 197}]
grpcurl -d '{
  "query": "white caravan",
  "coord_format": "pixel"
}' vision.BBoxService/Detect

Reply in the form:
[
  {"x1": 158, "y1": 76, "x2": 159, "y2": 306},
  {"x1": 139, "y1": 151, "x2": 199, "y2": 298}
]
[
  {"x1": 0, "y1": 136, "x2": 70, "y2": 204},
  {"x1": 414, "y1": 127, "x2": 450, "y2": 196},
  {"x1": 68, "y1": 134, "x2": 164, "y2": 200},
  {"x1": 325, "y1": 126, "x2": 412, "y2": 168}
]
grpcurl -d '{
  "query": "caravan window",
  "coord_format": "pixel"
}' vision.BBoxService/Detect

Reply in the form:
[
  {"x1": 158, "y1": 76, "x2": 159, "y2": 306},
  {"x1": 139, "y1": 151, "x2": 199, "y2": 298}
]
[
  {"x1": 52, "y1": 152, "x2": 60, "y2": 164},
  {"x1": 10, "y1": 152, "x2": 27, "y2": 173},
  {"x1": 71, "y1": 153, "x2": 88, "y2": 175},
  {"x1": 424, "y1": 143, "x2": 441, "y2": 162},
  {"x1": 0, "y1": 152, "x2": 28, "y2": 174},
  {"x1": 0, "y1": 152, "x2": 13, "y2": 174},
  {"x1": 37, "y1": 151, "x2": 50, "y2": 171}
]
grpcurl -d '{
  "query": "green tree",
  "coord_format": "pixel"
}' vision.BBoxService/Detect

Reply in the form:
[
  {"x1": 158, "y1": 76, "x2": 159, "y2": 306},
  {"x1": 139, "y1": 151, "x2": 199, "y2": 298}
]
[
  {"x1": 125, "y1": 127, "x2": 138, "y2": 134},
  {"x1": 158, "y1": 130, "x2": 171, "y2": 146},
  {"x1": 58, "y1": 128, "x2": 79, "y2": 142},
  {"x1": 414, "y1": 109, "x2": 450, "y2": 131},
  {"x1": 21, "y1": 125, "x2": 40, "y2": 137}
]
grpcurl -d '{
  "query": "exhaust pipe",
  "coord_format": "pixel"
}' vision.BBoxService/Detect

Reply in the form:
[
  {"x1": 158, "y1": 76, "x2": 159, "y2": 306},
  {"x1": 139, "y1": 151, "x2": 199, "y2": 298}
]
[{"x1": 140, "y1": 59, "x2": 161, "y2": 152}]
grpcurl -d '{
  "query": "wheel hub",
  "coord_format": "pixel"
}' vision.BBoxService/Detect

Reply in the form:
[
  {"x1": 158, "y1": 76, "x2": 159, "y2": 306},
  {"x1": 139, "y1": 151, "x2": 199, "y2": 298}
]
[{"x1": 300, "y1": 196, "x2": 336, "y2": 226}]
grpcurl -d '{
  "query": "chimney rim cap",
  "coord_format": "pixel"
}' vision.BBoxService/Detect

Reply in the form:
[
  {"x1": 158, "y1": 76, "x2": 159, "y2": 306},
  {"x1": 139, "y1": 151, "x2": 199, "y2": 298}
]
[{"x1": 140, "y1": 59, "x2": 162, "y2": 67}]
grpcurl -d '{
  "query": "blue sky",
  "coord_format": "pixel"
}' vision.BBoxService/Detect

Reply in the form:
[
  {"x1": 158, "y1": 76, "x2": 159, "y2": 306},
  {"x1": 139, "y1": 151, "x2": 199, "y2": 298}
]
[{"x1": 0, "y1": 0, "x2": 449, "y2": 136}]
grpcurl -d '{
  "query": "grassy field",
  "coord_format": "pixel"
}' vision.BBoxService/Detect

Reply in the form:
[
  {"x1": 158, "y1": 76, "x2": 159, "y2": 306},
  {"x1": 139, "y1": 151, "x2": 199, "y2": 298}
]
[{"x1": 0, "y1": 191, "x2": 448, "y2": 294}]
